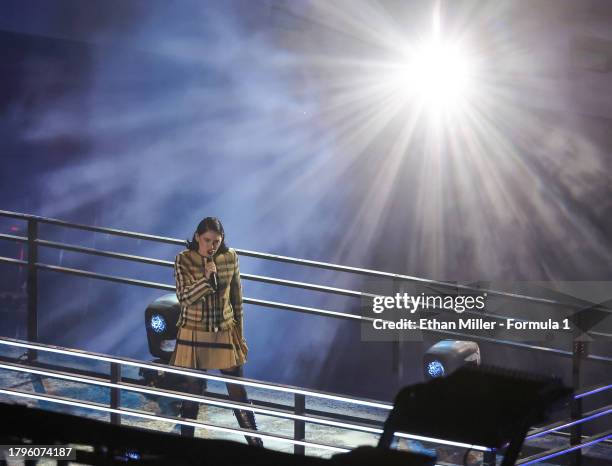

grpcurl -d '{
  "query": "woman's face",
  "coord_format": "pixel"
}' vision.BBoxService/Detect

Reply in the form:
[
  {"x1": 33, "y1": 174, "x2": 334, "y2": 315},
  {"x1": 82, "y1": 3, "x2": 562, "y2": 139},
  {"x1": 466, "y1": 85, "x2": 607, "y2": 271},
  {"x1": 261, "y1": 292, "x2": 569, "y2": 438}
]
[{"x1": 197, "y1": 230, "x2": 223, "y2": 256}]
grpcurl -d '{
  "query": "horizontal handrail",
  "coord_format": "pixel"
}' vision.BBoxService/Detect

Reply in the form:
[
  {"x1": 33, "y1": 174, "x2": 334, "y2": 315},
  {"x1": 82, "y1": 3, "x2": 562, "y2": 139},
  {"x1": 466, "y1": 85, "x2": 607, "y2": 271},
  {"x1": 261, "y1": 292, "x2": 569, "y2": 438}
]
[
  {"x1": 1, "y1": 337, "x2": 608, "y2": 450},
  {"x1": 0, "y1": 232, "x2": 26, "y2": 243},
  {"x1": 0, "y1": 359, "x2": 494, "y2": 451},
  {"x1": 541, "y1": 430, "x2": 612, "y2": 446},
  {"x1": 0, "y1": 256, "x2": 27, "y2": 267},
  {"x1": 35, "y1": 237, "x2": 579, "y2": 328},
  {"x1": 0, "y1": 387, "x2": 346, "y2": 452},
  {"x1": 0, "y1": 338, "x2": 495, "y2": 451},
  {"x1": 3, "y1": 343, "x2": 606, "y2": 453},
  {"x1": 575, "y1": 383, "x2": 612, "y2": 399},
  {"x1": 3, "y1": 209, "x2": 608, "y2": 311},
  {"x1": 526, "y1": 405, "x2": 612, "y2": 440},
  {"x1": 3, "y1": 236, "x2": 558, "y2": 325},
  {"x1": 517, "y1": 430, "x2": 612, "y2": 465},
  {"x1": 0, "y1": 353, "x2": 393, "y2": 430},
  {"x1": 0, "y1": 337, "x2": 390, "y2": 409},
  {"x1": 4, "y1": 350, "x2": 611, "y2": 455},
  {"x1": 38, "y1": 238, "x2": 173, "y2": 267},
  {"x1": 235, "y1": 250, "x2": 577, "y2": 309},
  {"x1": 2, "y1": 211, "x2": 612, "y2": 341},
  {"x1": 4, "y1": 212, "x2": 612, "y2": 342},
  {"x1": 2, "y1": 257, "x2": 612, "y2": 361},
  {"x1": 0, "y1": 361, "x2": 384, "y2": 434},
  {"x1": 0, "y1": 210, "x2": 183, "y2": 245},
  {"x1": 2, "y1": 209, "x2": 611, "y2": 460}
]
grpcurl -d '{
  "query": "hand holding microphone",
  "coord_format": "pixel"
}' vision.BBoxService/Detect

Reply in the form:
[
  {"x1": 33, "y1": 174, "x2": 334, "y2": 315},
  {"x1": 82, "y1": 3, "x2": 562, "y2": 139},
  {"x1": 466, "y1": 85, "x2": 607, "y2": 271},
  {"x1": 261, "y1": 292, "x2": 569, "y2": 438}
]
[{"x1": 205, "y1": 256, "x2": 218, "y2": 290}]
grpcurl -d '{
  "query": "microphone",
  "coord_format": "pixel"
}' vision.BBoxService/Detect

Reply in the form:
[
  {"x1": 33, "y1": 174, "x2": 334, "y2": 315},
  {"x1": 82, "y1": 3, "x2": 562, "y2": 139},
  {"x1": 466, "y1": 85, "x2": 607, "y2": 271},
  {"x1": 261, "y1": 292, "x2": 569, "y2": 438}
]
[{"x1": 207, "y1": 255, "x2": 218, "y2": 291}]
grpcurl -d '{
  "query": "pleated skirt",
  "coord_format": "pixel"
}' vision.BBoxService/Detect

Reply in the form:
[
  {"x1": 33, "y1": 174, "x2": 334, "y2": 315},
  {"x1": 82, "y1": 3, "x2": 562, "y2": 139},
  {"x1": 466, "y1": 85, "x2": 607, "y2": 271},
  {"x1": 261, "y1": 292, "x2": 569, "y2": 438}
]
[{"x1": 170, "y1": 319, "x2": 248, "y2": 370}]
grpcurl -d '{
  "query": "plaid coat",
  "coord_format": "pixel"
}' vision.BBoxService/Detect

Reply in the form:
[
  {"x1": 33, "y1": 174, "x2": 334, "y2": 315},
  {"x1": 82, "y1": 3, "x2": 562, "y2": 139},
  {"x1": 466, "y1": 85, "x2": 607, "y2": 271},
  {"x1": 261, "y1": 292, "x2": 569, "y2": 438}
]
[{"x1": 174, "y1": 247, "x2": 244, "y2": 335}]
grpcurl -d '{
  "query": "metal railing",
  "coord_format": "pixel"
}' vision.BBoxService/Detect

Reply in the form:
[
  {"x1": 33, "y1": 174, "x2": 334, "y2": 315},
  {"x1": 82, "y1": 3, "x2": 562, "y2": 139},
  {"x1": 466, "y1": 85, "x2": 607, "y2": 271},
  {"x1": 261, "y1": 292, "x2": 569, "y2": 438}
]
[
  {"x1": 1, "y1": 210, "x2": 610, "y2": 358},
  {"x1": 1, "y1": 209, "x2": 611, "y2": 464},
  {"x1": 0, "y1": 337, "x2": 494, "y2": 453},
  {"x1": 0, "y1": 337, "x2": 610, "y2": 462}
]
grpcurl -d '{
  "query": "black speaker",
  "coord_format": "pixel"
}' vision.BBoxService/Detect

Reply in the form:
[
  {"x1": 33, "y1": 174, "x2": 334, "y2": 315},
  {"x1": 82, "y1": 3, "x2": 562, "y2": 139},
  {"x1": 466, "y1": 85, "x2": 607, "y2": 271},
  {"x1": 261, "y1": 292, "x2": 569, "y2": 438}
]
[{"x1": 144, "y1": 293, "x2": 180, "y2": 361}]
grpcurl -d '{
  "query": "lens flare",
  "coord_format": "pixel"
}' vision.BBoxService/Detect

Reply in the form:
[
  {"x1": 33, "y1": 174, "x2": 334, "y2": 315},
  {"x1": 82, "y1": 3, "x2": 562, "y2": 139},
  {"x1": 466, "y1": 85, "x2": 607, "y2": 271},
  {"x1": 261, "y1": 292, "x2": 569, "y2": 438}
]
[{"x1": 387, "y1": 39, "x2": 474, "y2": 112}]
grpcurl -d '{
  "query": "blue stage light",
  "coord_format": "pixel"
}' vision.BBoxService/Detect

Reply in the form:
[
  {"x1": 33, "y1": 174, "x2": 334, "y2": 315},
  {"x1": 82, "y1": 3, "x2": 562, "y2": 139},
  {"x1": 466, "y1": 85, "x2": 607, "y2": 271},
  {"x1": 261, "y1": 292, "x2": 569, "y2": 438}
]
[
  {"x1": 150, "y1": 314, "x2": 167, "y2": 333},
  {"x1": 427, "y1": 360, "x2": 445, "y2": 378},
  {"x1": 423, "y1": 340, "x2": 480, "y2": 379},
  {"x1": 125, "y1": 450, "x2": 140, "y2": 460}
]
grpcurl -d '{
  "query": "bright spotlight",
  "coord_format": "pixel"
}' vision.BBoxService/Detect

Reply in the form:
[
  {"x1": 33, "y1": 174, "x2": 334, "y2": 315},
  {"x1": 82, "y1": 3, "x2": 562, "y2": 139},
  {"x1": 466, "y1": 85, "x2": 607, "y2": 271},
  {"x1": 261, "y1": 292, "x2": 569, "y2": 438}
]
[
  {"x1": 411, "y1": 41, "x2": 472, "y2": 106},
  {"x1": 387, "y1": 39, "x2": 474, "y2": 112}
]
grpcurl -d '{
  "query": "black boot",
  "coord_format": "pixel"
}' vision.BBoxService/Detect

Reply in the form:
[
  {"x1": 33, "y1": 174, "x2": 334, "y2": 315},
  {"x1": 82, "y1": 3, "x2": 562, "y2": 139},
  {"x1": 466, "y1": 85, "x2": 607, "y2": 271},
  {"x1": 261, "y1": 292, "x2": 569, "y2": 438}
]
[
  {"x1": 179, "y1": 400, "x2": 199, "y2": 437},
  {"x1": 178, "y1": 378, "x2": 203, "y2": 438},
  {"x1": 233, "y1": 400, "x2": 264, "y2": 447},
  {"x1": 180, "y1": 424, "x2": 195, "y2": 437}
]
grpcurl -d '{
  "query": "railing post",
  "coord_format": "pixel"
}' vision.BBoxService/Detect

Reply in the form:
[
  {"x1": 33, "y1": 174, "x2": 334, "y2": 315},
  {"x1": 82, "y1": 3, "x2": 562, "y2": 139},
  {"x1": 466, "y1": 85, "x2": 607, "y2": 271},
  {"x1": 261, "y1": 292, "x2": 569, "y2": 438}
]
[
  {"x1": 294, "y1": 393, "x2": 305, "y2": 455},
  {"x1": 110, "y1": 362, "x2": 122, "y2": 425},
  {"x1": 26, "y1": 219, "x2": 38, "y2": 362},
  {"x1": 570, "y1": 340, "x2": 587, "y2": 466},
  {"x1": 392, "y1": 334, "x2": 403, "y2": 379}
]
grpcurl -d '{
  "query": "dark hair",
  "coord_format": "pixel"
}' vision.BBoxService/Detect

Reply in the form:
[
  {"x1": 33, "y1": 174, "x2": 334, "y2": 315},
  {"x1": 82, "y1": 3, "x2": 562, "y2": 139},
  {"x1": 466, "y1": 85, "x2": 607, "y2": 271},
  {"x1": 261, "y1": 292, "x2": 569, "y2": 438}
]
[{"x1": 185, "y1": 217, "x2": 229, "y2": 254}]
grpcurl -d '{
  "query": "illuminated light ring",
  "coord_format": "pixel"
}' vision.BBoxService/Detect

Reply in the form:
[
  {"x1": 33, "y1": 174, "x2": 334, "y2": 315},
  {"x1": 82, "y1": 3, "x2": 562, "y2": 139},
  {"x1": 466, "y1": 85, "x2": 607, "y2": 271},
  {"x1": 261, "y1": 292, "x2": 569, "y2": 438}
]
[
  {"x1": 150, "y1": 314, "x2": 167, "y2": 334},
  {"x1": 125, "y1": 450, "x2": 141, "y2": 460},
  {"x1": 427, "y1": 360, "x2": 446, "y2": 378}
]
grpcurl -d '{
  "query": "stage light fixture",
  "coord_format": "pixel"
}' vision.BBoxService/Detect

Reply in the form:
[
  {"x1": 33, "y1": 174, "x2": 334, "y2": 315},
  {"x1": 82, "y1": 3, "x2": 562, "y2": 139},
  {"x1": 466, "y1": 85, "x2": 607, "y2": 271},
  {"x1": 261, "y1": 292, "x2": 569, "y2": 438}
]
[
  {"x1": 423, "y1": 340, "x2": 480, "y2": 380},
  {"x1": 141, "y1": 294, "x2": 190, "y2": 389},
  {"x1": 144, "y1": 294, "x2": 180, "y2": 361}
]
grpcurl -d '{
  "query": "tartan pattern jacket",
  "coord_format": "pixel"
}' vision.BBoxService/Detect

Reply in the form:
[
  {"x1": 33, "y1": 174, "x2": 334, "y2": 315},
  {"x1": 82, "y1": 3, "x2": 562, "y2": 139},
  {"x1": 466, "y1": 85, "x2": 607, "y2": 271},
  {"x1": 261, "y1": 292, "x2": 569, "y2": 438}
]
[{"x1": 173, "y1": 247, "x2": 244, "y2": 334}]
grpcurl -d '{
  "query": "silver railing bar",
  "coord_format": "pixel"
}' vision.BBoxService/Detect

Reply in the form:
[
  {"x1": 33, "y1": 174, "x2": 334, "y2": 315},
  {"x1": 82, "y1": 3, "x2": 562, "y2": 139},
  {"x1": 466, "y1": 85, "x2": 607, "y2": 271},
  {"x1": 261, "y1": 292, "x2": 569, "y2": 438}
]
[
  {"x1": 36, "y1": 262, "x2": 175, "y2": 291},
  {"x1": 526, "y1": 405, "x2": 612, "y2": 440},
  {"x1": 575, "y1": 383, "x2": 612, "y2": 399},
  {"x1": 37, "y1": 238, "x2": 173, "y2": 267},
  {"x1": 0, "y1": 234, "x2": 535, "y2": 323},
  {"x1": 0, "y1": 256, "x2": 27, "y2": 267},
  {"x1": 1, "y1": 209, "x2": 602, "y2": 310},
  {"x1": 0, "y1": 210, "x2": 183, "y2": 245},
  {"x1": 236, "y1": 248, "x2": 585, "y2": 309},
  {"x1": 0, "y1": 337, "x2": 392, "y2": 409},
  {"x1": 2, "y1": 222, "x2": 611, "y2": 327},
  {"x1": 5, "y1": 358, "x2": 606, "y2": 454},
  {"x1": 541, "y1": 430, "x2": 612, "y2": 445},
  {"x1": 0, "y1": 233, "x2": 26, "y2": 243},
  {"x1": 2, "y1": 235, "x2": 545, "y2": 325},
  {"x1": 2, "y1": 338, "x2": 605, "y2": 452},
  {"x1": 2, "y1": 259, "x2": 611, "y2": 360},
  {"x1": 0, "y1": 387, "x2": 349, "y2": 452},
  {"x1": 0, "y1": 362, "x2": 491, "y2": 451},
  {"x1": 0, "y1": 360, "x2": 385, "y2": 434},
  {"x1": 516, "y1": 429, "x2": 612, "y2": 465}
]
